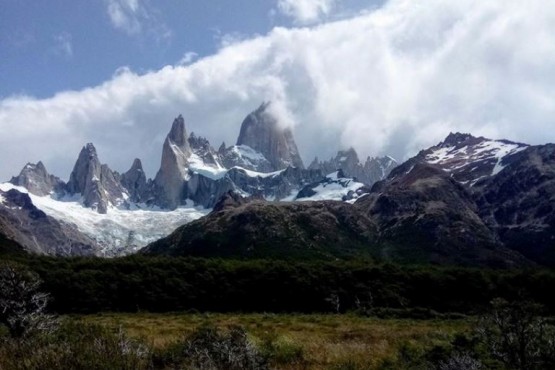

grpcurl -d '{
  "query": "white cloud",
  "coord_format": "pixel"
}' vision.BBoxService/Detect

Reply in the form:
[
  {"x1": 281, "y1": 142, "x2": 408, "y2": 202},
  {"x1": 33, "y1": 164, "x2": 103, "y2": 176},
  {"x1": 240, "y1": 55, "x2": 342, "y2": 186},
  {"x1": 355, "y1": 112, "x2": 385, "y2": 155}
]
[
  {"x1": 178, "y1": 52, "x2": 198, "y2": 66},
  {"x1": 1, "y1": 0, "x2": 555, "y2": 182},
  {"x1": 277, "y1": 0, "x2": 338, "y2": 24}
]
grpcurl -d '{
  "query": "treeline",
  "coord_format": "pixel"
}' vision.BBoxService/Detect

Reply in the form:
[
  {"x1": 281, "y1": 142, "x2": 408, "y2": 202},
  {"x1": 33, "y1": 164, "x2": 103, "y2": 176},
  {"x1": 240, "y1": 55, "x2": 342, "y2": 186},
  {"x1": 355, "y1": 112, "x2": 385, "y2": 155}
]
[{"x1": 3, "y1": 254, "x2": 555, "y2": 315}]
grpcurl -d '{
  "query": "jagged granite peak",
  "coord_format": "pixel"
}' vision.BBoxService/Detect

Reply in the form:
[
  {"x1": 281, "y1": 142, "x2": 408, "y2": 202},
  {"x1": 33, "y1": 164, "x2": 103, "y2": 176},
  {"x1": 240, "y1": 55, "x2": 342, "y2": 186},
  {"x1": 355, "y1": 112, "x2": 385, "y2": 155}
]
[
  {"x1": 309, "y1": 148, "x2": 397, "y2": 186},
  {"x1": 154, "y1": 115, "x2": 193, "y2": 209},
  {"x1": 218, "y1": 142, "x2": 226, "y2": 155},
  {"x1": 236, "y1": 102, "x2": 304, "y2": 171},
  {"x1": 121, "y1": 158, "x2": 148, "y2": 203},
  {"x1": 66, "y1": 143, "x2": 99, "y2": 195},
  {"x1": 9, "y1": 161, "x2": 65, "y2": 196},
  {"x1": 188, "y1": 132, "x2": 222, "y2": 168},
  {"x1": 440, "y1": 132, "x2": 476, "y2": 147},
  {"x1": 66, "y1": 143, "x2": 127, "y2": 214}
]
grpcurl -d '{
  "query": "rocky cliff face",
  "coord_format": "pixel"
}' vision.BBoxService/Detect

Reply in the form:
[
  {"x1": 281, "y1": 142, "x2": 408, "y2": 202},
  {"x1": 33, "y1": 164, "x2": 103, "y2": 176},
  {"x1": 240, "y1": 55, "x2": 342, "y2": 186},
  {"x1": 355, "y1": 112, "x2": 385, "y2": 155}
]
[
  {"x1": 66, "y1": 143, "x2": 127, "y2": 214},
  {"x1": 9, "y1": 161, "x2": 65, "y2": 196},
  {"x1": 236, "y1": 102, "x2": 304, "y2": 171},
  {"x1": 121, "y1": 158, "x2": 149, "y2": 203},
  {"x1": 308, "y1": 148, "x2": 397, "y2": 186},
  {"x1": 153, "y1": 115, "x2": 192, "y2": 209},
  {"x1": 0, "y1": 188, "x2": 99, "y2": 255}
]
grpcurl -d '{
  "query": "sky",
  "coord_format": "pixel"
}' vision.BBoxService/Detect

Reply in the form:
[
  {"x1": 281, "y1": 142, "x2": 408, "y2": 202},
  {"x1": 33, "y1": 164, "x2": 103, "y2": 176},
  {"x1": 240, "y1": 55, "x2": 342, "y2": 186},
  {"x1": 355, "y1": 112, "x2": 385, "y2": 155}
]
[{"x1": 1, "y1": 0, "x2": 554, "y2": 181}]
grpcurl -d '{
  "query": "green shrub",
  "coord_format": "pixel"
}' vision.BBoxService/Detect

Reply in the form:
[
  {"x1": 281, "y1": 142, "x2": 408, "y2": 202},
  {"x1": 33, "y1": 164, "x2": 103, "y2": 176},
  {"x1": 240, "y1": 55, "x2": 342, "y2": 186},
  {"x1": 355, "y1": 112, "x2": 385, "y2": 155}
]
[{"x1": 259, "y1": 330, "x2": 305, "y2": 366}]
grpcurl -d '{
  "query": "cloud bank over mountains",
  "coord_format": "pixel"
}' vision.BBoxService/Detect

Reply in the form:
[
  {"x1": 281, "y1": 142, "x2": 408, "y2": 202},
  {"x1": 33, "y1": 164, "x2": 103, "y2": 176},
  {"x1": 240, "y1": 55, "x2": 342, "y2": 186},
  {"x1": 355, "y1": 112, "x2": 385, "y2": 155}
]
[{"x1": 1, "y1": 0, "x2": 555, "y2": 181}]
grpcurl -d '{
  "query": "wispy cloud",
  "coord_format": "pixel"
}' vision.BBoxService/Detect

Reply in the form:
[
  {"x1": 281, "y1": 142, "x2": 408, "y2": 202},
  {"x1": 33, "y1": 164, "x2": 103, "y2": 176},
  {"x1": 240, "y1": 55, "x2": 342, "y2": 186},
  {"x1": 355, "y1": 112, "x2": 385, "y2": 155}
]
[
  {"x1": 104, "y1": 0, "x2": 172, "y2": 41},
  {"x1": 52, "y1": 32, "x2": 73, "y2": 58},
  {"x1": 277, "y1": 0, "x2": 338, "y2": 24},
  {"x1": 1, "y1": 0, "x2": 555, "y2": 181}
]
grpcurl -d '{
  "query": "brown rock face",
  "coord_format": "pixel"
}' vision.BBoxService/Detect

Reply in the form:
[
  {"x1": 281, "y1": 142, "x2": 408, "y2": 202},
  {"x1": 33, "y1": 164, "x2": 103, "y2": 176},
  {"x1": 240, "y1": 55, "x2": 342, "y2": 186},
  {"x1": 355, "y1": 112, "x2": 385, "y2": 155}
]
[
  {"x1": 153, "y1": 115, "x2": 192, "y2": 209},
  {"x1": 236, "y1": 102, "x2": 304, "y2": 171}
]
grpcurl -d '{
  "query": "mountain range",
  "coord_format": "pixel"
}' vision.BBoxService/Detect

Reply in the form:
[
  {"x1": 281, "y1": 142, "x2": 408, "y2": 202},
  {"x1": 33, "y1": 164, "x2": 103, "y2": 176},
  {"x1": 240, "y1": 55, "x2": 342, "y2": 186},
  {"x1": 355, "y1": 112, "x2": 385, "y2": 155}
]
[
  {"x1": 0, "y1": 102, "x2": 396, "y2": 256},
  {"x1": 2, "y1": 102, "x2": 554, "y2": 267},
  {"x1": 143, "y1": 132, "x2": 555, "y2": 267}
]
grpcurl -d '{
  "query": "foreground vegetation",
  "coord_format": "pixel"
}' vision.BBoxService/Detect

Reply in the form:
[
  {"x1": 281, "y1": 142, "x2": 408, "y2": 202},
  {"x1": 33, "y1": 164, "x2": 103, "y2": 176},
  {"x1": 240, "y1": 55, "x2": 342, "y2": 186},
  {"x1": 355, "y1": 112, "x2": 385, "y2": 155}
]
[
  {"x1": 3, "y1": 255, "x2": 555, "y2": 368},
  {"x1": 2, "y1": 254, "x2": 555, "y2": 315},
  {"x1": 78, "y1": 312, "x2": 470, "y2": 369}
]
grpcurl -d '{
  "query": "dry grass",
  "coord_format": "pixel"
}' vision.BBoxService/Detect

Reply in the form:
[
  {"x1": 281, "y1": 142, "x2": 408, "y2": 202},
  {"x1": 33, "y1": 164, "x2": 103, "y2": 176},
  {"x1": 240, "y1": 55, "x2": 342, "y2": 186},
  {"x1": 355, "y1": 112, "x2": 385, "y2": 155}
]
[{"x1": 74, "y1": 313, "x2": 470, "y2": 369}]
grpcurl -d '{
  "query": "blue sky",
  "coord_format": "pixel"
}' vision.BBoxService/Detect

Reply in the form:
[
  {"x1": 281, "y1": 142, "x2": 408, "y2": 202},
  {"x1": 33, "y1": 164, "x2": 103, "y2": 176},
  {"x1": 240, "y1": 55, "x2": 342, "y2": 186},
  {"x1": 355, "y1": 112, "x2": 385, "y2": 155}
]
[
  {"x1": 0, "y1": 0, "x2": 554, "y2": 181},
  {"x1": 1, "y1": 0, "x2": 377, "y2": 98}
]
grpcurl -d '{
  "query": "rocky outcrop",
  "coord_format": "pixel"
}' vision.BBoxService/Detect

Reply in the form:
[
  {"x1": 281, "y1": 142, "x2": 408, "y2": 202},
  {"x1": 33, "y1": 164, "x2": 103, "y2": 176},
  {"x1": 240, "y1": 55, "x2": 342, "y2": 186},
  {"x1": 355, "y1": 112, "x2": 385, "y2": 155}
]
[
  {"x1": 121, "y1": 158, "x2": 148, "y2": 203},
  {"x1": 66, "y1": 143, "x2": 127, "y2": 214},
  {"x1": 0, "y1": 188, "x2": 99, "y2": 256},
  {"x1": 153, "y1": 115, "x2": 192, "y2": 209},
  {"x1": 236, "y1": 102, "x2": 304, "y2": 170},
  {"x1": 309, "y1": 148, "x2": 397, "y2": 186},
  {"x1": 9, "y1": 161, "x2": 65, "y2": 196}
]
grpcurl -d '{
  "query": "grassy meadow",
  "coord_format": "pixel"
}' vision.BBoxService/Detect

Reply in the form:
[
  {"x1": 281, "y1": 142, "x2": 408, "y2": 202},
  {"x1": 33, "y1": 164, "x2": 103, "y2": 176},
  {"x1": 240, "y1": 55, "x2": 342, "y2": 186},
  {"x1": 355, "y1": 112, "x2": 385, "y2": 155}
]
[{"x1": 75, "y1": 313, "x2": 471, "y2": 369}]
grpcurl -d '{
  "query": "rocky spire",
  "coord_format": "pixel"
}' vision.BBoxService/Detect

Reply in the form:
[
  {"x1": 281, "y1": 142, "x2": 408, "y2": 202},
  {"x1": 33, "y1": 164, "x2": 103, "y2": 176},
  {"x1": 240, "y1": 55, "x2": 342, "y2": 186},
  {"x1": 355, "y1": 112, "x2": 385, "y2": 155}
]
[
  {"x1": 10, "y1": 161, "x2": 65, "y2": 196},
  {"x1": 154, "y1": 115, "x2": 192, "y2": 209},
  {"x1": 66, "y1": 143, "x2": 126, "y2": 214},
  {"x1": 236, "y1": 102, "x2": 304, "y2": 171},
  {"x1": 121, "y1": 158, "x2": 148, "y2": 203},
  {"x1": 308, "y1": 147, "x2": 397, "y2": 186}
]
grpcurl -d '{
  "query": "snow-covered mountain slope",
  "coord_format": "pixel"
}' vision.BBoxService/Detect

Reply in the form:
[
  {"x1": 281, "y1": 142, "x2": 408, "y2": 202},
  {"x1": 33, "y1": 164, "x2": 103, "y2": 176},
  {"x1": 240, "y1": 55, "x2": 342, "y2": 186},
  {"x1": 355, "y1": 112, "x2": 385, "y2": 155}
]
[
  {"x1": 0, "y1": 183, "x2": 209, "y2": 256},
  {"x1": 421, "y1": 133, "x2": 528, "y2": 185},
  {"x1": 295, "y1": 171, "x2": 369, "y2": 203}
]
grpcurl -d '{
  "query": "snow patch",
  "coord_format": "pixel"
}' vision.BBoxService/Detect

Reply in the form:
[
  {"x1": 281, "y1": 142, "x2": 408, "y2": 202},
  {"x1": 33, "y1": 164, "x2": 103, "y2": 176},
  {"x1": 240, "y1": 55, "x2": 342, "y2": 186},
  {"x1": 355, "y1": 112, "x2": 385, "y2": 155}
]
[
  {"x1": 297, "y1": 172, "x2": 366, "y2": 202},
  {"x1": 187, "y1": 153, "x2": 228, "y2": 180}
]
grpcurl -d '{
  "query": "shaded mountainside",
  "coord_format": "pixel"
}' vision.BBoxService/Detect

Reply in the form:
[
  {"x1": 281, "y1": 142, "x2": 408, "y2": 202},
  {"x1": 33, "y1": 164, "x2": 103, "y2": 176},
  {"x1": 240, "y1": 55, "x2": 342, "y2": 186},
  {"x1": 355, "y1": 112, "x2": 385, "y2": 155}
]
[
  {"x1": 143, "y1": 188, "x2": 530, "y2": 267},
  {"x1": 143, "y1": 192, "x2": 379, "y2": 260},
  {"x1": 474, "y1": 144, "x2": 555, "y2": 264},
  {"x1": 0, "y1": 188, "x2": 99, "y2": 256},
  {"x1": 357, "y1": 163, "x2": 527, "y2": 266}
]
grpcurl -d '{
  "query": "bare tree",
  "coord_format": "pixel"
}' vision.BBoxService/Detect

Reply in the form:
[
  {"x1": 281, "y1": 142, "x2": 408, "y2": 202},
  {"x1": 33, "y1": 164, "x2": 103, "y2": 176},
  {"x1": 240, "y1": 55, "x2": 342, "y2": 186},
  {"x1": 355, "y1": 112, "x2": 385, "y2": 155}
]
[
  {"x1": 477, "y1": 298, "x2": 555, "y2": 370},
  {"x1": 0, "y1": 262, "x2": 58, "y2": 338}
]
